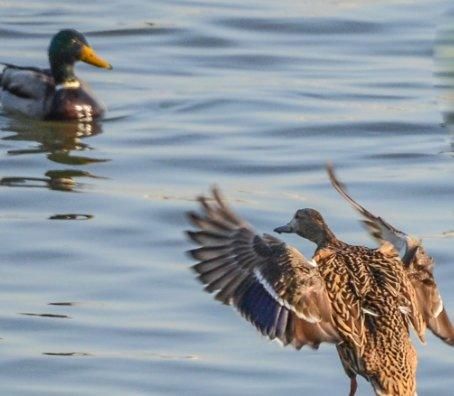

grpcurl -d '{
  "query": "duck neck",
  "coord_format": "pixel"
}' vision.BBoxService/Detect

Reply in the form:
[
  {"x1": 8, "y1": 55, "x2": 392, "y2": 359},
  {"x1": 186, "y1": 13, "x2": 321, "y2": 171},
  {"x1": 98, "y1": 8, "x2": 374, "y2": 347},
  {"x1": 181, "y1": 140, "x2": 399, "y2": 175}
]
[
  {"x1": 314, "y1": 224, "x2": 339, "y2": 249},
  {"x1": 50, "y1": 60, "x2": 77, "y2": 85}
]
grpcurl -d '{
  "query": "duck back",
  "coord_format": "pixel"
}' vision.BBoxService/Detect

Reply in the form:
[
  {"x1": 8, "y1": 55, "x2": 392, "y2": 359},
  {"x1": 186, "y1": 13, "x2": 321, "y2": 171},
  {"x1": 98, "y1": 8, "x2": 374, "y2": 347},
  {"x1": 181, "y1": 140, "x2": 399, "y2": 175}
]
[{"x1": 0, "y1": 66, "x2": 54, "y2": 119}]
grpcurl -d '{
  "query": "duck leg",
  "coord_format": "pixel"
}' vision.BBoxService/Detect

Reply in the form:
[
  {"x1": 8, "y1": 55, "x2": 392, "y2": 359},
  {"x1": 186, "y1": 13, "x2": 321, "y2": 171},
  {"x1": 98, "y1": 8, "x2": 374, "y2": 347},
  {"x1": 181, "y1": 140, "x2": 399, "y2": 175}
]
[
  {"x1": 349, "y1": 376, "x2": 358, "y2": 396},
  {"x1": 336, "y1": 344, "x2": 358, "y2": 396}
]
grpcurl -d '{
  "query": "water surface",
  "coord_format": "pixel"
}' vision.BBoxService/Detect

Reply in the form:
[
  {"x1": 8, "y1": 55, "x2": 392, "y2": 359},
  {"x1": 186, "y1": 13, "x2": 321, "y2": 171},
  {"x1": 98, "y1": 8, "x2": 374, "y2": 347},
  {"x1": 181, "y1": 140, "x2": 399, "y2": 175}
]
[{"x1": 0, "y1": 0, "x2": 453, "y2": 395}]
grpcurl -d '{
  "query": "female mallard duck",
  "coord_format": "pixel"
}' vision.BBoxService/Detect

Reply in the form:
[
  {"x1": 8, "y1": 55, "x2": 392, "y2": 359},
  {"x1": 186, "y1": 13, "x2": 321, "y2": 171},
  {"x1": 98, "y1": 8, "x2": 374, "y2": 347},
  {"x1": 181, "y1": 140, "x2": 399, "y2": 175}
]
[
  {"x1": 0, "y1": 29, "x2": 112, "y2": 121},
  {"x1": 327, "y1": 163, "x2": 454, "y2": 346},
  {"x1": 186, "y1": 187, "x2": 451, "y2": 395}
]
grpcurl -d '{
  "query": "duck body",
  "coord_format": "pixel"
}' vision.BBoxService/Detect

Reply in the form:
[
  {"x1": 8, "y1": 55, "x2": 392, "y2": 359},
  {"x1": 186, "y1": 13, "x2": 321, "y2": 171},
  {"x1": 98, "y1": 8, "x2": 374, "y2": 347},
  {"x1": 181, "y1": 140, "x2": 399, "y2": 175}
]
[
  {"x1": 275, "y1": 210, "x2": 423, "y2": 395},
  {"x1": 316, "y1": 243, "x2": 421, "y2": 396},
  {"x1": 0, "y1": 29, "x2": 111, "y2": 121},
  {"x1": 1, "y1": 65, "x2": 105, "y2": 121},
  {"x1": 185, "y1": 188, "x2": 447, "y2": 396}
]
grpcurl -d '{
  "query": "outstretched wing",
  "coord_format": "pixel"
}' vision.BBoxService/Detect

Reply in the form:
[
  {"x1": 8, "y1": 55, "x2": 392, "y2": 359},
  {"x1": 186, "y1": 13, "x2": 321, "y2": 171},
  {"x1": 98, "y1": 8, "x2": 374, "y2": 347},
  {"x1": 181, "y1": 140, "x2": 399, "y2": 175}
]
[
  {"x1": 186, "y1": 187, "x2": 339, "y2": 349},
  {"x1": 327, "y1": 163, "x2": 454, "y2": 346}
]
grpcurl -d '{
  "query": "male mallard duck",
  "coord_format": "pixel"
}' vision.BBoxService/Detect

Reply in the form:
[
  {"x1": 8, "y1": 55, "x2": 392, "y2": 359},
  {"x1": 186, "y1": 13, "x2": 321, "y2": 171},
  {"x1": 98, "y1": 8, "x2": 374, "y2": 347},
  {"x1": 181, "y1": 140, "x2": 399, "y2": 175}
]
[
  {"x1": 327, "y1": 163, "x2": 454, "y2": 346},
  {"x1": 186, "y1": 187, "x2": 449, "y2": 396},
  {"x1": 0, "y1": 29, "x2": 112, "y2": 121}
]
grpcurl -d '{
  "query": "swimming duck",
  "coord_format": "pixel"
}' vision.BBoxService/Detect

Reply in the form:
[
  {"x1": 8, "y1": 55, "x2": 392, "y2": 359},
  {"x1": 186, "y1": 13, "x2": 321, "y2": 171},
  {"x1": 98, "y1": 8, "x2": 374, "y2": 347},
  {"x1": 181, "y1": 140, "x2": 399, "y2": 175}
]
[
  {"x1": 0, "y1": 29, "x2": 112, "y2": 121},
  {"x1": 327, "y1": 163, "x2": 454, "y2": 346},
  {"x1": 186, "y1": 187, "x2": 437, "y2": 396}
]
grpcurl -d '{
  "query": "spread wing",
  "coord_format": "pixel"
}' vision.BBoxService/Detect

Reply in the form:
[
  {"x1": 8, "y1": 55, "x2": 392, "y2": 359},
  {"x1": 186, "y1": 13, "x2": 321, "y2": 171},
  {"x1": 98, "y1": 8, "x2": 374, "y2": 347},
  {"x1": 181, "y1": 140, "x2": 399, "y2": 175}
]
[
  {"x1": 327, "y1": 163, "x2": 454, "y2": 346},
  {"x1": 186, "y1": 187, "x2": 339, "y2": 349}
]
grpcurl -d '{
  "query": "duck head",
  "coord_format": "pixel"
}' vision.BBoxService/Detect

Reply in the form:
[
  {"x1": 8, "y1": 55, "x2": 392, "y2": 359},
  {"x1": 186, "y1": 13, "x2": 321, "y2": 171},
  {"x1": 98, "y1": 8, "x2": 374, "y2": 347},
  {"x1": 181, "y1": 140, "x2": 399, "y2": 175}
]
[
  {"x1": 48, "y1": 29, "x2": 112, "y2": 84},
  {"x1": 274, "y1": 208, "x2": 337, "y2": 247}
]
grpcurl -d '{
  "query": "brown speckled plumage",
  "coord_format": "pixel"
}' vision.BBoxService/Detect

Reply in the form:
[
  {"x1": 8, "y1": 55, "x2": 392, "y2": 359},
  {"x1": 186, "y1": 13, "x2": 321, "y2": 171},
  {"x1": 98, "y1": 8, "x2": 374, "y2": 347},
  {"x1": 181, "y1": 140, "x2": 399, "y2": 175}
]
[
  {"x1": 186, "y1": 186, "x2": 451, "y2": 396},
  {"x1": 274, "y1": 206, "x2": 426, "y2": 396},
  {"x1": 314, "y1": 244, "x2": 423, "y2": 395},
  {"x1": 327, "y1": 163, "x2": 454, "y2": 347}
]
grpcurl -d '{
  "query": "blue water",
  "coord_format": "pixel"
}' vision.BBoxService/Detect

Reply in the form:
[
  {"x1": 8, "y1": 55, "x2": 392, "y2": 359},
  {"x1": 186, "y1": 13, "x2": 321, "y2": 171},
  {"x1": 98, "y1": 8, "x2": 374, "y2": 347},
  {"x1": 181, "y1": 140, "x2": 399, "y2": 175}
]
[{"x1": 0, "y1": 0, "x2": 452, "y2": 395}]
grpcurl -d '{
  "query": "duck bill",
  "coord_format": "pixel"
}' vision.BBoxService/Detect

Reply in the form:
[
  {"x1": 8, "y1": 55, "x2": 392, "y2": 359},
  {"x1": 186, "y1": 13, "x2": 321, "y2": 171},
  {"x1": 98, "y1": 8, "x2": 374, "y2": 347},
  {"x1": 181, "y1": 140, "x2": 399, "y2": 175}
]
[
  {"x1": 80, "y1": 45, "x2": 112, "y2": 69},
  {"x1": 273, "y1": 221, "x2": 295, "y2": 234}
]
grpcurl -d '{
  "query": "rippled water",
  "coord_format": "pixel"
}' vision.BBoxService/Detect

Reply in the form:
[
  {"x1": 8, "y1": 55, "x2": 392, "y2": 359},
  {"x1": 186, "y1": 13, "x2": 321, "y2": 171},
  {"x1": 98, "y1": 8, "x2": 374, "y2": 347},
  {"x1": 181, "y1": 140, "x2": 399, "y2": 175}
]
[{"x1": 0, "y1": 1, "x2": 453, "y2": 395}]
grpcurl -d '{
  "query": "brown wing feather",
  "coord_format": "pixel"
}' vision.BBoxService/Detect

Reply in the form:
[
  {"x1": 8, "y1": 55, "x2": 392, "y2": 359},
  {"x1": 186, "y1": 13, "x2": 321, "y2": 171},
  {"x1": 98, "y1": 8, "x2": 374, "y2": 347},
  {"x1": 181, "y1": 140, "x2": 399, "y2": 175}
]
[
  {"x1": 186, "y1": 186, "x2": 339, "y2": 349},
  {"x1": 327, "y1": 163, "x2": 408, "y2": 253},
  {"x1": 427, "y1": 308, "x2": 454, "y2": 345},
  {"x1": 327, "y1": 163, "x2": 454, "y2": 346}
]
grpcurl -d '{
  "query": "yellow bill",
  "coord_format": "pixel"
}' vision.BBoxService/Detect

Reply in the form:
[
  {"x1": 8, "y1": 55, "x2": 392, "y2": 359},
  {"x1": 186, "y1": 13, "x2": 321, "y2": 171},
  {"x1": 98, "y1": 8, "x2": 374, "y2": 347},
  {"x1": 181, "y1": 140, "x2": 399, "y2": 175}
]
[{"x1": 80, "y1": 45, "x2": 112, "y2": 69}]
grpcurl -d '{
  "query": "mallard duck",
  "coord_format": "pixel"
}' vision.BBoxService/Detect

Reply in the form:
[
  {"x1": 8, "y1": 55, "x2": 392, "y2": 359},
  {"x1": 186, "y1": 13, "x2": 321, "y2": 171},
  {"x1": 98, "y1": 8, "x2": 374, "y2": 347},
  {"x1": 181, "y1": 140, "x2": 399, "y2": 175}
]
[
  {"x1": 327, "y1": 163, "x2": 454, "y2": 346},
  {"x1": 186, "y1": 187, "x2": 444, "y2": 396},
  {"x1": 0, "y1": 29, "x2": 112, "y2": 121}
]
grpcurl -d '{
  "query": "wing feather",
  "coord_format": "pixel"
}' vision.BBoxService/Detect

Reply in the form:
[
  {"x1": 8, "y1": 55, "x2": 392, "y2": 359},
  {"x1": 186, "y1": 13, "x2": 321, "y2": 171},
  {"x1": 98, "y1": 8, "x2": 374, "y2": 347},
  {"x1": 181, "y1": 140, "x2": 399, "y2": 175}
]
[
  {"x1": 1, "y1": 64, "x2": 53, "y2": 99},
  {"x1": 327, "y1": 163, "x2": 408, "y2": 253},
  {"x1": 187, "y1": 186, "x2": 339, "y2": 348},
  {"x1": 427, "y1": 308, "x2": 454, "y2": 345}
]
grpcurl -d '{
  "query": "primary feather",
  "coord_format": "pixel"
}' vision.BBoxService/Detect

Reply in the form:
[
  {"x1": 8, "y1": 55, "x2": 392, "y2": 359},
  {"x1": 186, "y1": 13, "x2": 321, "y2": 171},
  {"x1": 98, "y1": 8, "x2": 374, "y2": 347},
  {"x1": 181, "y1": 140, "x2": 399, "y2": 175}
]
[{"x1": 187, "y1": 189, "x2": 339, "y2": 349}]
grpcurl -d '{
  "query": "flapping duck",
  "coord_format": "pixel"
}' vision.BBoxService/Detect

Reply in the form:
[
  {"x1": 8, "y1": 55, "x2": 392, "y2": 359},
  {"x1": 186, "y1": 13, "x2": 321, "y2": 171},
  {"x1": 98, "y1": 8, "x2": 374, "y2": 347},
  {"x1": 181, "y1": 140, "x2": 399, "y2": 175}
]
[{"x1": 186, "y1": 184, "x2": 453, "y2": 396}]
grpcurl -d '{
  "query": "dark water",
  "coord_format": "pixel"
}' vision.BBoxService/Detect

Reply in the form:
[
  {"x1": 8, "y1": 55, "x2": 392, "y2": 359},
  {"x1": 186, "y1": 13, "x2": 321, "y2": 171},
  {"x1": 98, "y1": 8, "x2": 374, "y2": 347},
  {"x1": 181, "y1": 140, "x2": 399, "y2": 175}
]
[{"x1": 0, "y1": 1, "x2": 452, "y2": 395}]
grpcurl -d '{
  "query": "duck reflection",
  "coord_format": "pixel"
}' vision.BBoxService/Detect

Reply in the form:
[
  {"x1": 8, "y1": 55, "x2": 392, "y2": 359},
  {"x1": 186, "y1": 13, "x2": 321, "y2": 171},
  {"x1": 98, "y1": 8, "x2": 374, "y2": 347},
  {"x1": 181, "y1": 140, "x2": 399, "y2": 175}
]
[
  {"x1": 0, "y1": 118, "x2": 109, "y2": 191},
  {"x1": 0, "y1": 169, "x2": 102, "y2": 192},
  {"x1": 435, "y1": 9, "x2": 454, "y2": 154},
  {"x1": 2, "y1": 118, "x2": 107, "y2": 163}
]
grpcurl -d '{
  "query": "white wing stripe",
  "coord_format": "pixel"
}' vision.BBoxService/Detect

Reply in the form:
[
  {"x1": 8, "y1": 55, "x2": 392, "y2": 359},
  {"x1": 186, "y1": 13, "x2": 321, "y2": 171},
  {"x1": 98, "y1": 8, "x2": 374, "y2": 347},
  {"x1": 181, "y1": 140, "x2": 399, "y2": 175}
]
[{"x1": 252, "y1": 267, "x2": 320, "y2": 323}]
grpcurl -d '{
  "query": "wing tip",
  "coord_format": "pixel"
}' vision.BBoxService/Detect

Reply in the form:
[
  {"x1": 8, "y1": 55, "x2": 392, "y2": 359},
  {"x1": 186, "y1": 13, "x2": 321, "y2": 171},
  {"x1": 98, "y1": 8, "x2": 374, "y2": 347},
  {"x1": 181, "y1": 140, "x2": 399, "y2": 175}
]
[{"x1": 326, "y1": 161, "x2": 347, "y2": 191}]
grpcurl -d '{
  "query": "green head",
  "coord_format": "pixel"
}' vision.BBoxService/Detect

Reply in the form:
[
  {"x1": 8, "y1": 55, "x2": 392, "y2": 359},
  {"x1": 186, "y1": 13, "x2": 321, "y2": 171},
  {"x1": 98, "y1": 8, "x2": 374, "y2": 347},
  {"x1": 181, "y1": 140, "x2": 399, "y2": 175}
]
[{"x1": 48, "y1": 29, "x2": 112, "y2": 83}]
